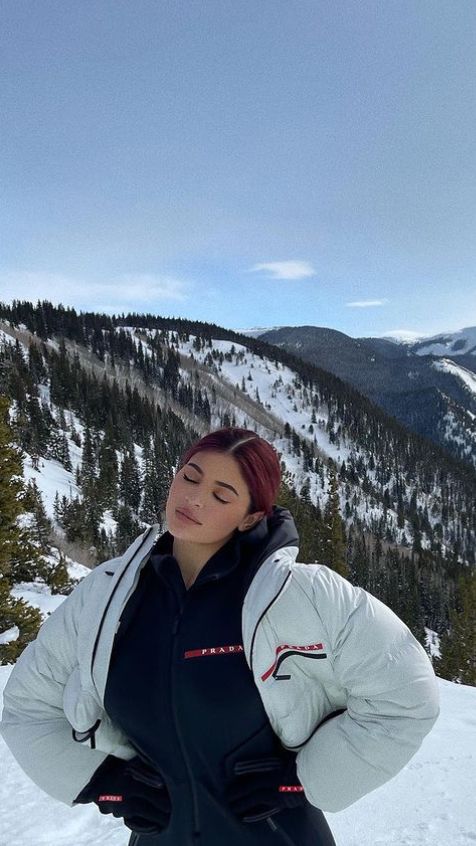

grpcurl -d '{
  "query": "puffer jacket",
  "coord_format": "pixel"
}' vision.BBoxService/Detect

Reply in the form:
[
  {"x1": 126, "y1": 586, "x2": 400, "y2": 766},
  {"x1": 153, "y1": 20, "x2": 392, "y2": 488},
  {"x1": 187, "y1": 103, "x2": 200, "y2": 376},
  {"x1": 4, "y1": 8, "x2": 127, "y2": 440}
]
[{"x1": 0, "y1": 506, "x2": 440, "y2": 815}]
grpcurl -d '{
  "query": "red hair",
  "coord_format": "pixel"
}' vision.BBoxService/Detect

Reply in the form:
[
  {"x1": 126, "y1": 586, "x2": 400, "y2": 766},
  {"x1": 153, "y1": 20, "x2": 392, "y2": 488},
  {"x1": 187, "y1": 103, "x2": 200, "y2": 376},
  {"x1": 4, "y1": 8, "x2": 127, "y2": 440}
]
[{"x1": 178, "y1": 427, "x2": 281, "y2": 516}]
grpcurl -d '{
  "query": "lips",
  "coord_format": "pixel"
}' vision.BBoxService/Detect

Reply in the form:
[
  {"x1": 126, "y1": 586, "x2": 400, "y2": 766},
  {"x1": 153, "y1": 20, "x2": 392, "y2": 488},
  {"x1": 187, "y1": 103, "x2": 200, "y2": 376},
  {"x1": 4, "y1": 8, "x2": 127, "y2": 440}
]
[{"x1": 176, "y1": 508, "x2": 202, "y2": 525}]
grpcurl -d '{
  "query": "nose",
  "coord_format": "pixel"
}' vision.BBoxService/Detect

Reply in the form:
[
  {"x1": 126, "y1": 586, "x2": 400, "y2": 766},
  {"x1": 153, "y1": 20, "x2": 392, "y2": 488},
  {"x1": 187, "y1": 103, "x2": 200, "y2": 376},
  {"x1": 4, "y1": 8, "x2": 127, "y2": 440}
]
[{"x1": 184, "y1": 493, "x2": 202, "y2": 510}]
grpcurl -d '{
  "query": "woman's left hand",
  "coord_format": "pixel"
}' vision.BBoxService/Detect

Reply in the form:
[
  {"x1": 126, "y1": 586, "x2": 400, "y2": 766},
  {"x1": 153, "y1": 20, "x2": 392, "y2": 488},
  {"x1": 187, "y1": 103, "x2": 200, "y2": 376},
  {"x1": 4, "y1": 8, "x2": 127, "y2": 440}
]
[{"x1": 224, "y1": 750, "x2": 307, "y2": 823}]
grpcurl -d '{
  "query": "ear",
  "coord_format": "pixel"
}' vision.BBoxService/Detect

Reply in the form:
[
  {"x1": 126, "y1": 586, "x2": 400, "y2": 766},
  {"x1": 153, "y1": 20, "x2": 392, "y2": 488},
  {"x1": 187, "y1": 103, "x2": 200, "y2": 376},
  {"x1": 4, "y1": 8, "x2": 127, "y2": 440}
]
[{"x1": 238, "y1": 511, "x2": 266, "y2": 532}]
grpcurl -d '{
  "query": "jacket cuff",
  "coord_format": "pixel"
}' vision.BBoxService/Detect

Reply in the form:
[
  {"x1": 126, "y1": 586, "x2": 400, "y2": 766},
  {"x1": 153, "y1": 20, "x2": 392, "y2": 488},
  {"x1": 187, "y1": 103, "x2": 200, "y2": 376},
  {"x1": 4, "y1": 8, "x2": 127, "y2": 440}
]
[{"x1": 72, "y1": 754, "x2": 126, "y2": 804}]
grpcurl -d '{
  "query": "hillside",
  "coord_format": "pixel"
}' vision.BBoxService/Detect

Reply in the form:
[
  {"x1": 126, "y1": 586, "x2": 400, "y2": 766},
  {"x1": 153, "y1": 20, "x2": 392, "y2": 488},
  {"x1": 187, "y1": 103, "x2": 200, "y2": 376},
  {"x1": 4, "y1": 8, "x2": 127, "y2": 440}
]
[
  {"x1": 250, "y1": 325, "x2": 476, "y2": 469},
  {"x1": 0, "y1": 300, "x2": 475, "y2": 677}
]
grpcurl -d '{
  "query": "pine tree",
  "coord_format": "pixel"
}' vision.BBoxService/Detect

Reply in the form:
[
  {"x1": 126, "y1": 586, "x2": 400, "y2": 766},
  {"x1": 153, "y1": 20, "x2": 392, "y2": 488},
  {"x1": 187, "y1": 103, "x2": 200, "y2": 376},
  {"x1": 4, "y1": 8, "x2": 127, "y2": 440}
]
[
  {"x1": 48, "y1": 426, "x2": 72, "y2": 471},
  {"x1": 27, "y1": 340, "x2": 47, "y2": 384},
  {"x1": 22, "y1": 393, "x2": 50, "y2": 459},
  {"x1": 47, "y1": 550, "x2": 73, "y2": 595},
  {"x1": 139, "y1": 437, "x2": 156, "y2": 523},
  {"x1": 0, "y1": 578, "x2": 42, "y2": 665},
  {"x1": 70, "y1": 419, "x2": 81, "y2": 447},
  {"x1": 299, "y1": 478, "x2": 312, "y2": 505},
  {"x1": 434, "y1": 572, "x2": 476, "y2": 685},
  {"x1": 97, "y1": 425, "x2": 119, "y2": 510},
  {"x1": 59, "y1": 430, "x2": 73, "y2": 471},
  {"x1": 322, "y1": 467, "x2": 348, "y2": 577},
  {"x1": 276, "y1": 475, "x2": 323, "y2": 565},
  {"x1": 53, "y1": 491, "x2": 63, "y2": 525},
  {"x1": 80, "y1": 423, "x2": 97, "y2": 491},
  {"x1": 119, "y1": 449, "x2": 141, "y2": 512},
  {"x1": 0, "y1": 395, "x2": 43, "y2": 663},
  {"x1": 0, "y1": 396, "x2": 25, "y2": 578},
  {"x1": 115, "y1": 504, "x2": 142, "y2": 555},
  {"x1": 23, "y1": 478, "x2": 53, "y2": 554}
]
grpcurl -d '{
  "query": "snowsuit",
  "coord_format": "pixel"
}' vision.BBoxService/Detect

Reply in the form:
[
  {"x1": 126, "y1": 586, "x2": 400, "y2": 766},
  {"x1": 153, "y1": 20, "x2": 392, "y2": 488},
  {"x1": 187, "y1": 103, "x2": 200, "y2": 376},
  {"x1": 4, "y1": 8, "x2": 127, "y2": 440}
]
[{"x1": 0, "y1": 506, "x2": 440, "y2": 846}]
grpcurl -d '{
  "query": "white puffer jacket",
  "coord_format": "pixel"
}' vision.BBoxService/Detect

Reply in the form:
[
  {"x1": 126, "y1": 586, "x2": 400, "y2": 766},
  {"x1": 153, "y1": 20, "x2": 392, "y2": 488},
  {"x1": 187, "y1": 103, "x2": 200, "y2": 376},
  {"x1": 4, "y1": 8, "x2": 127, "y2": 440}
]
[{"x1": 0, "y1": 521, "x2": 440, "y2": 812}]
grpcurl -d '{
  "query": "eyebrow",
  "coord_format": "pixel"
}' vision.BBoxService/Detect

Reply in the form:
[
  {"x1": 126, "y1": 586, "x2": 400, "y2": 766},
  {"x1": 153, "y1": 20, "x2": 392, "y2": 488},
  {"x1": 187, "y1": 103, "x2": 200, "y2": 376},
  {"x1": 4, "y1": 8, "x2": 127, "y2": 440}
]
[{"x1": 186, "y1": 462, "x2": 240, "y2": 497}]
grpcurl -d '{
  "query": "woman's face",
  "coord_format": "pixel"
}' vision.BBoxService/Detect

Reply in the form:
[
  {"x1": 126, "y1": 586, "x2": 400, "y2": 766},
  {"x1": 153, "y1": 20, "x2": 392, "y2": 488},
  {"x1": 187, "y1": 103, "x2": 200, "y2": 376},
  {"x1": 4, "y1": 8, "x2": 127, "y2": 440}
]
[{"x1": 165, "y1": 449, "x2": 265, "y2": 546}]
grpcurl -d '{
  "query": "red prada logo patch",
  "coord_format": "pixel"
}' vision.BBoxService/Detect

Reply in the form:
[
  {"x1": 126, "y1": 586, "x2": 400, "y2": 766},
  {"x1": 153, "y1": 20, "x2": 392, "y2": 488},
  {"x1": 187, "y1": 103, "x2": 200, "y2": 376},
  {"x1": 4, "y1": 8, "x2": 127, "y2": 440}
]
[
  {"x1": 184, "y1": 644, "x2": 244, "y2": 659},
  {"x1": 262, "y1": 642, "x2": 325, "y2": 681}
]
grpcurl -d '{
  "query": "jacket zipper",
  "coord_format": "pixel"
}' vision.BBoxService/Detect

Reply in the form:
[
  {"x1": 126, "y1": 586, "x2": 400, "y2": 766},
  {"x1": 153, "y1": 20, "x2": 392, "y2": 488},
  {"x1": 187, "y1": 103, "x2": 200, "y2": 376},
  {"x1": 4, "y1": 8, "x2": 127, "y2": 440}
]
[
  {"x1": 171, "y1": 599, "x2": 201, "y2": 839},
  {"x1": 249, "y1": 573, "x2": 292, "y2": 675},
  {"x1": 91, "y1": 526, "x2": 155, "y2": 678},
  {"x1": 266, "y1": 815, "x2": 297, "y2": 846},
  {"x1": 80, "y1": 528, "x2": 155, "y2": 750}
]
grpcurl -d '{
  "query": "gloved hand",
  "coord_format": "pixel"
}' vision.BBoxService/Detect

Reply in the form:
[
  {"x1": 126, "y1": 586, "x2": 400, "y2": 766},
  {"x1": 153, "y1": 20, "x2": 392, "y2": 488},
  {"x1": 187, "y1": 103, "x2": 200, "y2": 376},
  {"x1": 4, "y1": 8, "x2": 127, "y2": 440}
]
[
  {"x1": 224, "y1": 750, "x2": 307, "y2": 823},
  {"x1": 73, "y1": 754, "x2": 172, "y2": 835}
]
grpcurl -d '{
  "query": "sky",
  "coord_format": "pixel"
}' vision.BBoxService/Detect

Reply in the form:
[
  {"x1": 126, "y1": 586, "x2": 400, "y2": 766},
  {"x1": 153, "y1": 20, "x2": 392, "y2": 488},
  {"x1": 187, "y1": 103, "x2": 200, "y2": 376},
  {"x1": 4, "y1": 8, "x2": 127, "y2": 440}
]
[{"x1": 1, "y1": 0, "x2": 475, "y2": 340}]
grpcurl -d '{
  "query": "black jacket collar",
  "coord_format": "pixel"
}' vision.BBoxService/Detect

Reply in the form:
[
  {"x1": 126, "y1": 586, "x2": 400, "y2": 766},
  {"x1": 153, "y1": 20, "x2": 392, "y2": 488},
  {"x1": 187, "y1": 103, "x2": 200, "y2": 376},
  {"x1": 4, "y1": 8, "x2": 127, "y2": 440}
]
[{"x1": 149, "y1": 505, "x2": 299, "y2": 587}]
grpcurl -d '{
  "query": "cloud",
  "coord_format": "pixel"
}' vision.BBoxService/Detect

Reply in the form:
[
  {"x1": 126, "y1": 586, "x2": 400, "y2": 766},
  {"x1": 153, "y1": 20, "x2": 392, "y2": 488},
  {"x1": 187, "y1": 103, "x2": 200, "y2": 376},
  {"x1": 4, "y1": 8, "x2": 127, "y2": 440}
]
[
  {"x1": 0, "y1": 270, "x2": 190, "y2": 313},
  {"x1": 378, "y1": 329, "x2": 424, "y2": 341},
  {"x1": 247, "y1": 261, "x2": 315, "y2": 280},
  {"x1": 346, "y1": 299, "x2": 389, "y2": 308}
]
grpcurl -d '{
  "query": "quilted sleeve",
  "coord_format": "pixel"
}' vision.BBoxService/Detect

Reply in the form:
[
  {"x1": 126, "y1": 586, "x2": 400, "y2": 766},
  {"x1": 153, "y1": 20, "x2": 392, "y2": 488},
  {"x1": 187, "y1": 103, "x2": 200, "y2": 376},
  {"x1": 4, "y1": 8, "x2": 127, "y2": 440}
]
[
  {"x1": 296, "y1": 565, "x2": 440, "y2": 812},
  {"x1": 0, "y1": 571, "x2": 112, "y2": 806}
]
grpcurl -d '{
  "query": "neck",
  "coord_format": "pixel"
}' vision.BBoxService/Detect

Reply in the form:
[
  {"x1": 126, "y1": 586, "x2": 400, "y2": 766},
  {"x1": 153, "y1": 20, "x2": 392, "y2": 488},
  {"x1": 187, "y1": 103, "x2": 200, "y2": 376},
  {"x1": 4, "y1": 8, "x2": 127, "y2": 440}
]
[{"x1": 172, "y1": 532, "x2": 235, "y2": 585}]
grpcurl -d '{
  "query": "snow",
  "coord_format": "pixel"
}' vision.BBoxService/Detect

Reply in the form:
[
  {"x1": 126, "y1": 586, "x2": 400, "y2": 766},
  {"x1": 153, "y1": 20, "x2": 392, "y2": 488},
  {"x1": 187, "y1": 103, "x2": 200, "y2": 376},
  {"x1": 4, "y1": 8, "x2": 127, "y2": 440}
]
[
  {"x1": 0, "y1": 328, "x2": 17, "y2": 346},
  {"x1": 0, "y1": 669, "x2": 474, "y2": 845},
  {"x1": 10, "y1": 584, "x2": 70, "y2": 618},
  {"x1": 232, "y1": 327, "x2": 284, "y2": 338},
  {"x1": 0, "y1": 627, "x2": 19, "y2": 646},
  {"x1": 433, "y1": 359, "x2": 476, "y2": 397},
  {"x1": 413, "y1": 327, "x2": 476, "y2": 357}
]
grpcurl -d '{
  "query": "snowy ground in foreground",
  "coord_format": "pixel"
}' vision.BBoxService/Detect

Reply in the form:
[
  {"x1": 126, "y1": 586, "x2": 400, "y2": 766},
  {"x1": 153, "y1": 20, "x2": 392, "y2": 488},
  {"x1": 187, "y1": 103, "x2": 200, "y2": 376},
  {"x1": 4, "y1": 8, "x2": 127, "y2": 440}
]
[{"x1": 0, "y1": 668, "x2": 474, "y2": 846}]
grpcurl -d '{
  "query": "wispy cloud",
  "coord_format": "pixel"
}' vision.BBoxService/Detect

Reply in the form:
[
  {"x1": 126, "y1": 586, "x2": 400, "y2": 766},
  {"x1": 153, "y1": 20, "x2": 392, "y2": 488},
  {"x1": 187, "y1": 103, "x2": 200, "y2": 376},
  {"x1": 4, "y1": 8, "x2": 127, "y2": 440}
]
[
  {"x1": 346, "y1": 299, "x2": 388, "y2": 308},
  {"x1": 0, "y1": 270, "x2": 190, "y2": 313},
  {"x1": 247, "y1": 261, "x2": 315, "y2": 280},
  {"x1": 378, "y1": 329, "x2": 424, "y2": 341}
]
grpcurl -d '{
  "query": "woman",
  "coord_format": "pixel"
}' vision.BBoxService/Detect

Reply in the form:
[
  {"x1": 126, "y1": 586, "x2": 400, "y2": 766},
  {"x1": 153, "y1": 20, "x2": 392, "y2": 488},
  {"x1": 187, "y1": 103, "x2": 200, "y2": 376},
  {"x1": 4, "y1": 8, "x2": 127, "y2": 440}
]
[{"x1": 0, "y1": 427, "x2": 440, "y2": 846}]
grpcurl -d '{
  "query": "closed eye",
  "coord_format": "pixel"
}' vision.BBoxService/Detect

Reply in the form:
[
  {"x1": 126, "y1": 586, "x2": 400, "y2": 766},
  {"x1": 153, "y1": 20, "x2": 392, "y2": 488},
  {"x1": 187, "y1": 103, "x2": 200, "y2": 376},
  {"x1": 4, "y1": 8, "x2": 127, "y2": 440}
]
[{"x1": 182, "y1": 474, "x2": 230, "y2": 504}]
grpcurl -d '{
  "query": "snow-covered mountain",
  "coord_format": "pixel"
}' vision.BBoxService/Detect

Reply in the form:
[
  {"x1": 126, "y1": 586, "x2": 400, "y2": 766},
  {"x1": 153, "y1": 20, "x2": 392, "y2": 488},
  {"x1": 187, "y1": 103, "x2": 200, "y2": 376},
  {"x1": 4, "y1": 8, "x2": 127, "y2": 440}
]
[
  {"x1": 233, "y1": 325, "x2": 285, "y2": 338},
  {"x1": 0, "y1": 312, "x2": 474, "y2": 570},
  {"x1": 249, "y1": 325, "x2": 476, "y2": 470},
  {"x1": 403, "y1": 326, "x2": 476, "y2": 358}
]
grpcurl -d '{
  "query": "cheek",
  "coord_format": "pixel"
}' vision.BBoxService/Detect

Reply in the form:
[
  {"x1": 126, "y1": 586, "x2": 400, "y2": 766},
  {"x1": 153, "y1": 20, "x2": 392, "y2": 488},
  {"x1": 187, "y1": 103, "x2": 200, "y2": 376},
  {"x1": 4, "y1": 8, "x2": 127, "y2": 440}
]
[
  {"x1": 217, "y1": 505, "x2": 244, "y2": 530},
  {"x1": 166, "y1": 477, "x2": 181, "y2": 506}
]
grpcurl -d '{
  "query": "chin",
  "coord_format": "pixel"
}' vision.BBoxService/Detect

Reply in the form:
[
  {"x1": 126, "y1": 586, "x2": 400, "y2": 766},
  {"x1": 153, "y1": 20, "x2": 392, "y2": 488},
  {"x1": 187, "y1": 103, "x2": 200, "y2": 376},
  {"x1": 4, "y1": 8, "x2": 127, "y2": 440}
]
[{"x1": 168, "y1": 511, "x2": 202, "y2": 537}]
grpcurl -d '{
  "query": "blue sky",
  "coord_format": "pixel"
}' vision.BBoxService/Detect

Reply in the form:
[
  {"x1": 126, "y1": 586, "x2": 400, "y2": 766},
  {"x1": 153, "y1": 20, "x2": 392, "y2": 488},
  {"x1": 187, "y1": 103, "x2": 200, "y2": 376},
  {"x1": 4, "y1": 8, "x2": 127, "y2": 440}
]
[{"x1": 1, "y1": 0, "x2": 475, "y2": 339}]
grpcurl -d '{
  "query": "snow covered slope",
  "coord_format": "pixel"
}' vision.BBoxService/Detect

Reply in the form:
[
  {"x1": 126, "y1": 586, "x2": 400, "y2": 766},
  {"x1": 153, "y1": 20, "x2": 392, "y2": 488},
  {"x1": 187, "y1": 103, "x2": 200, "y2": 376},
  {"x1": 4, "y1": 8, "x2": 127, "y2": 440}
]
[
  {"x1": 433, "y1": 359, "x2": 476, "y2": 398},
  {"x1": 0, "y1": 667, "x2": 474, "y2": 846},
  {"x1": 411, "y1": 327, "x2": 476, "y2": 358}
]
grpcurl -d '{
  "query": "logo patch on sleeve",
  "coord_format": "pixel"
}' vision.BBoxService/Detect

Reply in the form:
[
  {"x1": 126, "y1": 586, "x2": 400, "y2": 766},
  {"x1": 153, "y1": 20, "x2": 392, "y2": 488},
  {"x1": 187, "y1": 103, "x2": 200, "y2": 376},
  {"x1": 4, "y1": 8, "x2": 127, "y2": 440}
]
[{"x1": 262, "y1": 642, "x2": 326, "y2": 681}]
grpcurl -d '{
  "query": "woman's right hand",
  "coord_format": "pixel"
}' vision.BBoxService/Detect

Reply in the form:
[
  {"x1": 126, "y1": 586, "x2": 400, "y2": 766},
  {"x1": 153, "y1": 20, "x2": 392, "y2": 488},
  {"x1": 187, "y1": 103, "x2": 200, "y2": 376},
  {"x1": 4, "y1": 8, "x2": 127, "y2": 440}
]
[{"x1": 73, "y1": 754, "x2": 172, "y2": 835}]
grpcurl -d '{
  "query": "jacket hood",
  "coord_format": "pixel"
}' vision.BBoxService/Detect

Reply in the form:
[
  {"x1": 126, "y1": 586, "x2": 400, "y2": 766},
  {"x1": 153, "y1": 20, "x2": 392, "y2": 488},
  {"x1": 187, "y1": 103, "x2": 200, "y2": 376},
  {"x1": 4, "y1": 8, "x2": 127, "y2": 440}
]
[
  {"x1": 150, "y1": 505, "x2": 300, "y2": 593},
  {"x1": 239, "y1": 504, "x2": 299, "y2": 550},
  {"x1": 237, "y1": 505, "x2": 299, "y2": 596}
]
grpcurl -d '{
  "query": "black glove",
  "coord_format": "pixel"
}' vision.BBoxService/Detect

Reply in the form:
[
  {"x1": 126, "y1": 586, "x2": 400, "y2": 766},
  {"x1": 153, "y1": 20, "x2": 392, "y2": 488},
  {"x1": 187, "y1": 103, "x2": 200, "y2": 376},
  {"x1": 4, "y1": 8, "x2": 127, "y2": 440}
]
[
  {"x1": 224, "y1": 750, "x2": 307, "y2": 823},
  {"x1": 73, "y1": 754, "x2": 172, "y2": 835}
]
